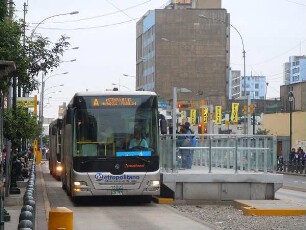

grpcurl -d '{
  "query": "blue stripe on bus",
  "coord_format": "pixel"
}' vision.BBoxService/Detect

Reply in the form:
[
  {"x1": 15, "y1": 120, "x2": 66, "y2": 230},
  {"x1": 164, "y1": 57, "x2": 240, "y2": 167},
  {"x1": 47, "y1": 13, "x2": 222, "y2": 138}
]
[{"x1": 116, "y1": 151, "x2": 151, "y2": 157}]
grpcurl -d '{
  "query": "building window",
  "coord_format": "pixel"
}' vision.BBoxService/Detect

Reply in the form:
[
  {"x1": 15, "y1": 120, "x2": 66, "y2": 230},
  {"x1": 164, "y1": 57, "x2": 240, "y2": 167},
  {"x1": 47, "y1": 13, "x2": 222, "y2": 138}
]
[{"x1": 255, "y1": 83, "x2": 259, "y2": 89}]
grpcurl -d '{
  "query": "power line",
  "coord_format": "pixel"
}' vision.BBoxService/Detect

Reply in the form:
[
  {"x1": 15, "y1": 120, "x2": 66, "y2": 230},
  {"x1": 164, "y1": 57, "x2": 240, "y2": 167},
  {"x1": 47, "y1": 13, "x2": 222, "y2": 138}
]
[
  {"x1": 251, "y1": 39, "x2": 306, "y2": 66},
  {"x1": 286, "y1": 0, "x2": 306, "y2": 7},
  {"x1": 28, "y1": 18, "x2": 136, "y2": 31},
  {"x1": 31, "y1": 0, "x2": 151, "y2": 24}
]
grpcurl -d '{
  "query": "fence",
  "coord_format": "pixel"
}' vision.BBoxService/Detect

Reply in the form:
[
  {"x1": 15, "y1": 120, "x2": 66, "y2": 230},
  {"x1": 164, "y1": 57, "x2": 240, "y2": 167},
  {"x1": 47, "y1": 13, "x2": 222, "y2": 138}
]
[{"x1": 159, "y1": 134, "x2": 277, "y2": 173}]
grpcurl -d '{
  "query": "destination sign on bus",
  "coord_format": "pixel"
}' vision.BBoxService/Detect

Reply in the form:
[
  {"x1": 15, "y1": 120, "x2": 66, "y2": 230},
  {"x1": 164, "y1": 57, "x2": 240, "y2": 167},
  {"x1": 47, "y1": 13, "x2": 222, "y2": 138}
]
[
  {"x1": 116, "y1": 151, "x2": 151, "y2": 157},
  {"x1": 92, "y1": 97, "x2": 138, "y2": 107}
]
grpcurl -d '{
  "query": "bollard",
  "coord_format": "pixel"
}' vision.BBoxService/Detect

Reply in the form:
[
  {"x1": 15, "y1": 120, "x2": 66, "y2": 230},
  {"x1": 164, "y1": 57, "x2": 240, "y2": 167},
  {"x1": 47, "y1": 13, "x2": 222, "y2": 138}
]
[
  {"x1": 21, "y1": 205, "x2": 34, "y2": 214},
  {"x1": 19, "y1": 211, "x2": 33, "y2": 223},
  {"x1": 48, "y1": 207, "x2": 73, "y2": 230},
  {"x1": 23, "y1": 196, "x2": 34, "y2": 205},
  {"x1": 24, "y1": 200, "x2": 36, "y2": 210},
  {"x1": 18, "y1": 219, "x2": 33, "y2": 229}
]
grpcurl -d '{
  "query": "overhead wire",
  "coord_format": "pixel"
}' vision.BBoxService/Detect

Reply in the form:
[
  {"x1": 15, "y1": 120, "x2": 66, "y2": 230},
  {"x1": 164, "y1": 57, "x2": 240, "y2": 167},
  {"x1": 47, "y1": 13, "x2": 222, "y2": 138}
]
[
  {"x1": 251, "y1": 39, "x2": 306, "y2": 66},
  {"x1": 31, "y1": 0, "x2": 151, "y2": 24},
  {"x1": 28, "y1": 18, "x2": 136, "y2": 31},
  {"x1": 286, "y1": 0, "x2": 306, "y2": 7}
]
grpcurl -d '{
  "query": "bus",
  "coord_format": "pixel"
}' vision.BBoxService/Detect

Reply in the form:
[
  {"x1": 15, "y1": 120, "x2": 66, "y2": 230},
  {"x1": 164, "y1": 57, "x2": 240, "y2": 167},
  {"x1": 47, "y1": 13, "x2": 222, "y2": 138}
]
[
  {"x1": 61, "y1": 91, "x2": 161, "y2": 202},
  {"x1": 48, "y1": 118, "x2": 63, "y2": 180}
]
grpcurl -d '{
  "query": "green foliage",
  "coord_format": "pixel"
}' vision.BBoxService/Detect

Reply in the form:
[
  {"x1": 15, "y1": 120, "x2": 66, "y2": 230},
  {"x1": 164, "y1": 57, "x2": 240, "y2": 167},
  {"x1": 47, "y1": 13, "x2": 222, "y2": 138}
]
[
  {"x1": 0, "y1": 0, "x2": 7, "y2": 20},
  {"x1": 256, "y1": 128, "x2": 270, "y2": 135},
  {"x1": 0, "y1": 18, "x2": 70, "y2": 94},
  {"x1": 3, "y1": 107, "x2": 41, "y2": 147}
]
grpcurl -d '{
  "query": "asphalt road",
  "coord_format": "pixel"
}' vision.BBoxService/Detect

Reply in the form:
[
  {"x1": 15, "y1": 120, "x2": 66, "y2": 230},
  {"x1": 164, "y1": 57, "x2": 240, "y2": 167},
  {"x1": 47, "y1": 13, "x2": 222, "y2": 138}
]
[
  {"x1": 282, "y1": 174, "x2": 306, "y2": 191},
  {"x1": 41, "y1": 163, "x2": 213, "y2": 230}
]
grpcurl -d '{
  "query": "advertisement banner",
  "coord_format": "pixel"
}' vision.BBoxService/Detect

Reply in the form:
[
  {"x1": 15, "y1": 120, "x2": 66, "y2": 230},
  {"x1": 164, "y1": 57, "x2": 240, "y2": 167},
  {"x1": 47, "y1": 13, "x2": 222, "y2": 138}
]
[
  {"x1": 215, "y1": 106, "x2": 222, "y2": 124},
  {"x1": 190, "y1": 109, "x2": 196, "y2": 125},
  {"x1": 202, "y1": 107, "x2": 208, "y2": 124},
  {"x1": 231, "y1": 103, "x2": 239, "y2": 122}
]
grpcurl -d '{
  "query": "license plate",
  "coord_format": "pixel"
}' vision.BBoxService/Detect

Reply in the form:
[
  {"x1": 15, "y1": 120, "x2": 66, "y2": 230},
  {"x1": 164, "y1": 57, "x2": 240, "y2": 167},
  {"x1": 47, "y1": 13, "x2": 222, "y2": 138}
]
[{"x1": 111, "y1": 185, "x2": 123, "y2": 195}]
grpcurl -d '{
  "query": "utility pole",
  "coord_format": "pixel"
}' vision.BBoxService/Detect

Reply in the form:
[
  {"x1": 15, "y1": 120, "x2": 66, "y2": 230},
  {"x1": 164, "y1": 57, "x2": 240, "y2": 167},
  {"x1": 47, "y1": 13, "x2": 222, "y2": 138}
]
[{"x1": 20, "y1": 1, "x2": 28, "y2": 97}]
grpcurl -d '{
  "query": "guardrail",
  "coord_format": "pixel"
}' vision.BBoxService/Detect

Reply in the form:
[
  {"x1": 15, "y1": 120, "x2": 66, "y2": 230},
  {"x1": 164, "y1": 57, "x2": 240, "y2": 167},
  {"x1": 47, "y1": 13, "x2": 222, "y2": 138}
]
[
  {"x1": 160, "y1": 134, "x2": 277, "y2": 173},
  {"x1": 18, "y1": 157, "x2": 36, "y2": 230}
]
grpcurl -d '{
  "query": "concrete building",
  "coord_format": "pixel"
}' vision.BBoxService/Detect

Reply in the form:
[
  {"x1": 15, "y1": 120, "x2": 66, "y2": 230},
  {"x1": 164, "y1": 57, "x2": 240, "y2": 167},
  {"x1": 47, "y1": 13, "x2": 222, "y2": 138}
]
[
  {"x1": 229, "y1": 70, "x2": 267, "y2": 100},
  {"x1": 283, "y1": 55, "x2": 306, "y2": 85},
  {"x1": 280, "y1": 81, "x2": 306, "y2": 112},
  {"x1": 241, "y1": 75, "x2": 266, "y2": 100},
  {"x1": 136, "y1": 0, "x2": 229, "y2": 107},
  {"x1": 229, "y1": 70, "x2": 241, "y2": 100}
]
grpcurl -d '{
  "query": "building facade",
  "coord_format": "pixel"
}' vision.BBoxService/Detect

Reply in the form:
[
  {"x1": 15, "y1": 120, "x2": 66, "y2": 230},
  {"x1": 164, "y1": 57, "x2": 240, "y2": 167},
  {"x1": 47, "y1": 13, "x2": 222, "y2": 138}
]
[
  {"x1": 136, "y1": 0, "x2": 229, "y2": 107},
  {"x1": 229, "y1": 70, "x2": 266, "y2": 100},
  {"x1": 283, "y1": 55, "x2": 306, "y2": 85},
  {"x1": 280, "y1": 81, "x2": 306, "y2": 112},
  {"x1": 241, "y1": 75, "x2": 266, "y2": 100}
]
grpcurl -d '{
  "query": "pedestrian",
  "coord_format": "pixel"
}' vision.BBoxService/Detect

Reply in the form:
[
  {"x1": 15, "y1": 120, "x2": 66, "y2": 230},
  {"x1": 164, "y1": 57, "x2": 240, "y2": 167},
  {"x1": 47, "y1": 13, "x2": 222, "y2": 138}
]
[
  {"x1": 177, "y1": 125, "x2": 192, "y2": 169},
  {"x1": 183, "y1": 122, "x2": 196, "y2": 169},
  {"x1": 289, "y1": 148, "x2": 296, "y2": 163}
]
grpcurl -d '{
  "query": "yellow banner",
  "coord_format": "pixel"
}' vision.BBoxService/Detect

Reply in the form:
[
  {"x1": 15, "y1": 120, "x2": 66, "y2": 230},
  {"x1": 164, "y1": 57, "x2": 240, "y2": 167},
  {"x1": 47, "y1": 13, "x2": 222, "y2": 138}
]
[
  {"x1": 231, "y1": 103, "x2": 239, "y2": 122},
  {"x1": 17, "y1": 98, "x2": 35, "y2": 108},
  {"x1": 215, "y1": 106, "x2": 222, "y2": 124},
  {"x1": 190, "y1": 109, "x2": 196, "y2": 125},
  {"x1": 202, "y1": 107, "x2": 208, "y2": 124}
]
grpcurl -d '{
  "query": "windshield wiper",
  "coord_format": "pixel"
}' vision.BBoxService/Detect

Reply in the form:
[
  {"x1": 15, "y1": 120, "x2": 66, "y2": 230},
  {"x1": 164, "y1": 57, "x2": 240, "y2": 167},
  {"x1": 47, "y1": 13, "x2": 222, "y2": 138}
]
[
  {"x1": 81, "y1": 158, "x2": 106, "y2": 164},
  {"x1": 135, "y1": 156, "x2": 150, "y2": 163}
]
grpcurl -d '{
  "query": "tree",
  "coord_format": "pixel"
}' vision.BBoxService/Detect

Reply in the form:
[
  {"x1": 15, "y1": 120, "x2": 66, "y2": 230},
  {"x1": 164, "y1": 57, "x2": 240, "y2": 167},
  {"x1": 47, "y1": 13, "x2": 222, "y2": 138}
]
[
  {"x1": 3, "y1": 107, "x2": 41, "y2": 147},
  {"x1": 0, "y1": 19, "x2": 70, "y2": 94},
  {"x1": 256, "y1": 128, "x2": 270, "y2": 135}
]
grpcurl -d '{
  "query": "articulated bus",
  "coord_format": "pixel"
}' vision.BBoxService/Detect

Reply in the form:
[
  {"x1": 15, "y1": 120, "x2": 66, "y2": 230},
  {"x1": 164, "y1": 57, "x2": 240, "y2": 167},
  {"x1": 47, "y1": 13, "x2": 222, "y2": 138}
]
[
  {"x1": 48, "y1": 118, "x2": 63, "y2": 180},
  {"x1": 61, "y1": 91, "x2": 161, "y2": 202}
]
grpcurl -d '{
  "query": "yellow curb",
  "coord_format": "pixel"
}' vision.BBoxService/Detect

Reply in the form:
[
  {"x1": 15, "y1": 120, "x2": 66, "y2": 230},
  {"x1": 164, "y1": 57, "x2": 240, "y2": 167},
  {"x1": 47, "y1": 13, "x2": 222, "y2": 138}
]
[
  {"x1": 234, "y1": 200, "x2": 306, "y2": 216},
  {"x1": 242, "y1": 207, "x2": 306, "y2": 216},
  {"x1": 152, "y1": 196, "x2": 174, "y2": 204}
]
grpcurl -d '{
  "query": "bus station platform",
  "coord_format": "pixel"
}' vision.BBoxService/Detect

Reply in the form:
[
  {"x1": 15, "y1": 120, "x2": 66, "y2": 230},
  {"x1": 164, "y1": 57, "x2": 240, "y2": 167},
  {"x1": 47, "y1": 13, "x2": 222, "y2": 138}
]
[{"x1": 161, "y1": 166, "x2": 283, "y2": 201}]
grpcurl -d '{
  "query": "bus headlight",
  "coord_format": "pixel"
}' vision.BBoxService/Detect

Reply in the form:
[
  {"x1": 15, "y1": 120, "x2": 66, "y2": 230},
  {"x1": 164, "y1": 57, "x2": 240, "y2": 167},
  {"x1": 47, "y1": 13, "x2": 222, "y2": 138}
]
[
  {"x1": 56, "y1": 165, "x2": 63, "y2": 172},
  {"x1": 145, "y1": 180, "x2": 160, "y2": 191},
  {"x1": 74, "y1": 181, "x2": 87, "y2": 186},
  {"x1": 73, "y1": 181, "x2": 90, "y2": 192}
]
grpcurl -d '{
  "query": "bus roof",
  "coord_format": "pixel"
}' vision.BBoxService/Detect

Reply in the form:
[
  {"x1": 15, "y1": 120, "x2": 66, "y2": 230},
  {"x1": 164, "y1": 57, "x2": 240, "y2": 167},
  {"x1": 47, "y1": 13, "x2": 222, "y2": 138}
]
[{"x1": 72, "y1": 91, "x2": 157, "y2": 97}]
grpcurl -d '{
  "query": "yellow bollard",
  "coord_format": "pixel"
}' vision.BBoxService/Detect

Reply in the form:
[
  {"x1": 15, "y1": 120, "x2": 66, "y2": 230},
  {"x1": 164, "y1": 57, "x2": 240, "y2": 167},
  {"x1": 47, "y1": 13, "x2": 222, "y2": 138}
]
[
  {"x1": 35, "y1": 150, "x2": 41, "y2": 164},
  {"x1": 48, "y1": 207, "x2": 73, "y2": 230}
]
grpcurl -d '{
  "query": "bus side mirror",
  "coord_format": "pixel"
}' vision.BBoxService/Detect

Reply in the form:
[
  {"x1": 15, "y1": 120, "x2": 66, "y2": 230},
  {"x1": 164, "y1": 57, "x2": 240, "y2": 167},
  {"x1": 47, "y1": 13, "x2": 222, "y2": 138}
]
[
  {"x1": 51, "y1": 126, "x2": 57, "y2": 135},
  {"x1": 66, "y1": 105, "x2": 74, "y2": 124},
  {"x1": 160, "y1": 119, "x2": 167, "y2": 134}
]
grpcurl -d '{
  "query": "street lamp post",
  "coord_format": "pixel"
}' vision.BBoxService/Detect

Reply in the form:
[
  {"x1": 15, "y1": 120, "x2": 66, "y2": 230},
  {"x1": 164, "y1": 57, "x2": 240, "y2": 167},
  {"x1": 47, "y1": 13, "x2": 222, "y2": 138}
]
[
  {"x1": 122, "y1": 74, "x2": 136, "y2": 90},
  {"x1": 288, "y1": 91, "x2": 294, "y2": 153},
  {"x1": 30, "y1": 11, "x2": 79, "y2": 39},
  {"x1": 198, "y1": 14, "x2": 247, "y2": 133},
  {"x1": 39, "y1": 72, "x2": 69, "y2": 151},
  {"x1": 112, "y1": 83, "x2": 132, "y2": 91}
]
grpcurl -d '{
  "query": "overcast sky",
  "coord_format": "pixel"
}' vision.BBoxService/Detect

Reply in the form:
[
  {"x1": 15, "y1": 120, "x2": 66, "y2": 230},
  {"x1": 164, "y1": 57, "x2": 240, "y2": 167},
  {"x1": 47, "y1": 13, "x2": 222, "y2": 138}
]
[{"x1": 14, "y1": 0, "x2": 306, "y2": 119}]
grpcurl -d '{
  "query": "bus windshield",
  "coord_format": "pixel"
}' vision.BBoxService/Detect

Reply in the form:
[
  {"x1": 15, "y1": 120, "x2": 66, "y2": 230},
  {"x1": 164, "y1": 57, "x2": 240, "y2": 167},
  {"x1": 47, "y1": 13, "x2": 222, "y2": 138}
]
[{"x1": 73, "y1": 95, "x2": 158, "y2": 158}]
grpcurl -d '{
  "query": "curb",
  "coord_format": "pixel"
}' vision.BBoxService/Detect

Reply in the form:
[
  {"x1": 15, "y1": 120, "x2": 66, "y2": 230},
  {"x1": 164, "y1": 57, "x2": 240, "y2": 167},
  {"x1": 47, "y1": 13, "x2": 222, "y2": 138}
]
[
  {"x1": 152, "y1": 196, "x2": 174, "y2": 204},
  {"x1": 234, "y1": 200, "x2": 306, "y2": 216}
]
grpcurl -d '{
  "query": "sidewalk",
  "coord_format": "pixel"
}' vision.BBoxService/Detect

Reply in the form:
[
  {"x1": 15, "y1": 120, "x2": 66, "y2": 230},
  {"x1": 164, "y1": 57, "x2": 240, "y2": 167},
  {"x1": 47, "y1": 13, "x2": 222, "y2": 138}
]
[{"x1": 4, "y1": 163, "x2": 49, "y2": 230}]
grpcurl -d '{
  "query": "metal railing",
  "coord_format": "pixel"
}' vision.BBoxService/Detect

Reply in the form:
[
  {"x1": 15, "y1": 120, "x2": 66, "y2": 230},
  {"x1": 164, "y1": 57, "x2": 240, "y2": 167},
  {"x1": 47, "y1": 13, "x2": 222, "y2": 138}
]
[{"x1": 159, "y1": 134, "x2": 277, "y2": 173}]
